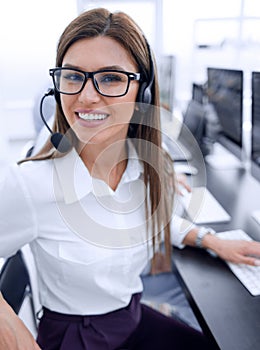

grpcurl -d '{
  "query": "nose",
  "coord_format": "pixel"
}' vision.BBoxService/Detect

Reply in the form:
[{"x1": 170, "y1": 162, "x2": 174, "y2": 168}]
[{"x1": 78, "y1": 78, "x2": 101, "y2": 103}]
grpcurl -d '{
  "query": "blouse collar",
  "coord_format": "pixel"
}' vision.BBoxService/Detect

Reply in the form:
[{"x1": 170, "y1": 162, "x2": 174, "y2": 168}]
[{"x1": 53, "y1": 139, "x2": 144, "y2": 204}]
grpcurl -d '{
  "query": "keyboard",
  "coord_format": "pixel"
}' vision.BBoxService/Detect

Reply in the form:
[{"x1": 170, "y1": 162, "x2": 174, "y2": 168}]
[
  {"x1": 216, "y1": 229, "x2": 260, "y2": 296},
  {"x1": 205, "y1": 143, "x2": 243, "y2": 170},
  {"x1": 180, "y1": 186, "x2": 231, "y2": 224}
]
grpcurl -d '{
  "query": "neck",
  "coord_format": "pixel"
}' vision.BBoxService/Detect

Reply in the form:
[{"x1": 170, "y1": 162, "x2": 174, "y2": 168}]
[{"x1": 79, "y1": 139, "x2": 128, "y2": 191}]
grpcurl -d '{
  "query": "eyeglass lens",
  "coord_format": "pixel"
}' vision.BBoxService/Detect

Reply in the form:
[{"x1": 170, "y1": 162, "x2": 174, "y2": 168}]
[{"x1": 53, "y1": 69, "x2": 130, "y2": 96}]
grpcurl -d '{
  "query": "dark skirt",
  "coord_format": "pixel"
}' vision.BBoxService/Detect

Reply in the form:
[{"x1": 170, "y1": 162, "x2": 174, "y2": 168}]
[{"x1": 37, "y1": 293, "x2": 213, "y2": 350}]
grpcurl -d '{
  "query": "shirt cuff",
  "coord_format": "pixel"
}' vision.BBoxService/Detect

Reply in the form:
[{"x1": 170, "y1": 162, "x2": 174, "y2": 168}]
[{"x1": 170, "y1": 216, "x2": 196, "y2": 249}]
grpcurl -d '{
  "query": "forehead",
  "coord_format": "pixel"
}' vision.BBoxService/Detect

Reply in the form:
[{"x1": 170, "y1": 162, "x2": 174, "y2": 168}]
[{"x1": 62, "y1": 36, "x2": 138, "y2": 71}]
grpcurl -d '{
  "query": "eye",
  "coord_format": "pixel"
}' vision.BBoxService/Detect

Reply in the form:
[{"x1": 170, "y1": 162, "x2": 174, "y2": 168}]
[
  {"x1": 62, "y1": 71, "x2": 84, "y2": 83},
  {"x1": 98, "y1": 72, "x2": 126, "y2": 84}
]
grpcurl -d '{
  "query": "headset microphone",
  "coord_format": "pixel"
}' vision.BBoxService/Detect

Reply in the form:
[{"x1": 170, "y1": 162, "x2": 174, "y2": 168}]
[{"x1": 40, "y1": 88, "x2": 71, "y2": 153}]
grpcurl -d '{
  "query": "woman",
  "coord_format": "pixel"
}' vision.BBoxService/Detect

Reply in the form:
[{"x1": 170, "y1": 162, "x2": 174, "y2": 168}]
[
  {"x1": 1, "y1": 8, "x2": 260, "y2": 350},
  {"x1": 0, "y1": 7, "x2": 212, "y2": 350}
]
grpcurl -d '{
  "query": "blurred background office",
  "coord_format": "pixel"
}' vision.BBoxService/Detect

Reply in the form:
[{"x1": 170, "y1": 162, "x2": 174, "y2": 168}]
[{"x1": 1, "y1": 0, "x2": 260, "y2": 165}]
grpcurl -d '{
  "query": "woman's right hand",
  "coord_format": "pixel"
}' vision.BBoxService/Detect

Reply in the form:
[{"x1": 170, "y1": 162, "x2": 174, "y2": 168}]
[
  {"x1": 175, "y1": 173, "x2": 192, "y2": 196},
  {"x1": 0, "y1": 293, "x2": 41, "y2": 350}
]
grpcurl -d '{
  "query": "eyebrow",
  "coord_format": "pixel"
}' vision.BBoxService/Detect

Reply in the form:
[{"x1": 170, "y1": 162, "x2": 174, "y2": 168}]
[{"x1": 62, "y1": 64, "x2": 129, "y2": 71}]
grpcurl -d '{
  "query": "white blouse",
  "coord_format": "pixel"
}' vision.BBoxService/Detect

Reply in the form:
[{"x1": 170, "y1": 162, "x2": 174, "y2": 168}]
[{"x1": 0, "y1": 142, "x2": 191, "y2": 315}]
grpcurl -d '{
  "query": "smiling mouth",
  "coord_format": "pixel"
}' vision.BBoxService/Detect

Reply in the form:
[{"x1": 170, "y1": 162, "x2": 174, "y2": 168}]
[{"x1": 78, "y1": 113, "x2": 109, "y2": 121}]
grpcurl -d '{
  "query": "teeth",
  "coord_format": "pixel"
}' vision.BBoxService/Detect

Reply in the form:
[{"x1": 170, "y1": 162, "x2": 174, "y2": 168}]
[{"x1": 78, "y1": 113, "x2": 108, "y2": 120}]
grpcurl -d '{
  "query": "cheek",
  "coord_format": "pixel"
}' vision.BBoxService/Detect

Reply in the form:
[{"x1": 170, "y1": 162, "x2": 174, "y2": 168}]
[
  {"x1": 60, "y1": 95, "x2": 76, "y2": 124},
  {"x1": 112, "y1": 85, "x2": 139, "y2": 123},
  {"x1": 112, "y1": 102, "x2": 136, "y2": 124}
]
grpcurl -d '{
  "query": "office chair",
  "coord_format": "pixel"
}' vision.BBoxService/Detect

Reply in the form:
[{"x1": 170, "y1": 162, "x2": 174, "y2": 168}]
[
  {"x1": 0, "y1": 247, "x2": 39, "y2": 337},
  {"x1": 0, "y1": 250, "x2": 31, "y2": 314},
  {"x1": 182, "y1": 100, "x2": 206, "y2": 146}
]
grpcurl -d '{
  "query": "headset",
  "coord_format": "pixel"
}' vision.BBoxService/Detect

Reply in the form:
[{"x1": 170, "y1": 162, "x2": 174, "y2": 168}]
[{"x1": 40, "y1": 33, "x2": 155, "y2": 152}]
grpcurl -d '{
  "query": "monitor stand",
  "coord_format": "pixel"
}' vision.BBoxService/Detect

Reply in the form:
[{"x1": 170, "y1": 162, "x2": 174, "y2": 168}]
[{"x1": 205, "y1": 143, "x2": 243, "y2": 169}]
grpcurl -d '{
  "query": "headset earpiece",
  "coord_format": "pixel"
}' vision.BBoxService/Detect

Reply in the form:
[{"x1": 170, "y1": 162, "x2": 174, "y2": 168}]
[
  {"x1": 137, "y1": 40, "x2": 155, "y2": 113},
  {"x1": 138, "y1": 81, "x2": 152, "y2": 105}
]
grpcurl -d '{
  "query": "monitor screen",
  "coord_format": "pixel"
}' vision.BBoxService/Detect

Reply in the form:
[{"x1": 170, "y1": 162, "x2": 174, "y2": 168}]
[
  {"x1": 158, "y1": 55, "x2": 175, "y2": 113},
  {"x1": 251, "y1": 72, "x2": 260, "y2": 167},
  {"x1": 207, "y1": 67, "x2": 243, "y2": 148}
]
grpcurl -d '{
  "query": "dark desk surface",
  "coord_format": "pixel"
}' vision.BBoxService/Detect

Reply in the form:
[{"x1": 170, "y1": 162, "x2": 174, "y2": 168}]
[{"x1": 172, "y1": 165, "x2": 260, "y2": 350}]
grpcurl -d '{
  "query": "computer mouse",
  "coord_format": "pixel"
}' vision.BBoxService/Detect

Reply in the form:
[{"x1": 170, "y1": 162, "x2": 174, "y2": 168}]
[{"x1": 174, "y1": 163, "x2": 198, "y2": 176}]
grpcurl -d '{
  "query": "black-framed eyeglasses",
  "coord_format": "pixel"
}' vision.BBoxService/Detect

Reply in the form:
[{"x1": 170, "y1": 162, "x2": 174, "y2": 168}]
[{"x1": 49, "y1": 67, "x2": 141, "y2": 97}]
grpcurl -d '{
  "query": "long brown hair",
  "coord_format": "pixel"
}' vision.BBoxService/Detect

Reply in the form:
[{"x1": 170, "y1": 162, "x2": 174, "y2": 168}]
[{"x1": 21, "y1": 8, "x2": 175, "y2": 272}]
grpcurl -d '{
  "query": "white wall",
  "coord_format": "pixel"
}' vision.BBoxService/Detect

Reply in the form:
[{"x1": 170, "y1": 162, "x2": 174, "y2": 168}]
[
  {"x1": 0, "y1": 0, "x2": 77, "y2": 162},
  {"x1": 162, "y1": 0, "x2": 260, "y2": 108}
]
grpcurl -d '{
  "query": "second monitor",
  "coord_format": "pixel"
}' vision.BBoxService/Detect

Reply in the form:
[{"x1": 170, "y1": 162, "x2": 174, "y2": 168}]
[
  {"x1": 207, "y1": 67, "x2": 244, "y2": 157},
  {"x1": 205, "y1": 67, "x2": 245, "y2": 169},
  {"x1": 251, "y1": 71, "x2": 260, "y2": 182}
]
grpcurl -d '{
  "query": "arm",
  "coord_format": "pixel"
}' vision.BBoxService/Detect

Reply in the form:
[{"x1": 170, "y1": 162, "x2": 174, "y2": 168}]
[
  {"x1": 0, "y1": 293, "x2": 41, "y2": 350},
  {"x1": 174, "y1": 173, "x2": 260, "y2": 266},
  {"x1": 182, "y1": 228, "x2": 260, "y2": 266},
  {"x1": 0, "y1": 164, "x2": 37, "y2": 258}
]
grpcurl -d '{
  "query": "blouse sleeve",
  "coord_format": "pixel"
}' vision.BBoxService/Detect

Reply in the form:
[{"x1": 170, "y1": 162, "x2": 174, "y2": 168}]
[
  {"x1": 170, "y1": 215, "x2": 196, "y2": 249},
  {"x1": 0, "y1": 163, "x2": 37, "y2": 258}
]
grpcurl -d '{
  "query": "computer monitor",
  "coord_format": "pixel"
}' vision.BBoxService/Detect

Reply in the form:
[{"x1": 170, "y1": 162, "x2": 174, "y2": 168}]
[
  {"x1": 158, "y1": 55, "x2": 175, "y2": 113},
  {"x1": 251, "y1": 71, "x2": 260, "y2": 181},
  {"x1": 192, "y1": 83, "x2": 205, "y2": 105},
  {"x1": 206, "y1": 67, "x2": 243, "y2": 159}
]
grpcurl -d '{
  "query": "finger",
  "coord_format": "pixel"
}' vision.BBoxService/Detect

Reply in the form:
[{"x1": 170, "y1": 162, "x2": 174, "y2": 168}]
[
  {"x1": 182, "y1": 182, "x2": 191, "y2": 192},
  {"x1": 176, "y1": 181, "x2": 191, "y2": 194},
  {"x1": 177, "y1": 175, "x2": 191, "y2": 190},
  {"x1": 244, "y1": 243, "x2": 260, "y2": 256},
  {"x1": 254, "y1": 259, "x2": 260, "y2": 266},
  {"x1": 236, "y1": 256, "x2": 259, "y2": 266}
]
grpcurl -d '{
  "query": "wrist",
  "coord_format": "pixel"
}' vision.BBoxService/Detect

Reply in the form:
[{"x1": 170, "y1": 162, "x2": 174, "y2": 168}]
[{"x1": 195, "y1": 227, "x2": 215, "y2": 248}]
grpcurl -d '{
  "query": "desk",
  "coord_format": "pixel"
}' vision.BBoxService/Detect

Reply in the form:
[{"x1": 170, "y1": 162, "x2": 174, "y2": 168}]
[{"x1": 172, "y1": 166, "x2": 260, "y2": 350}]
